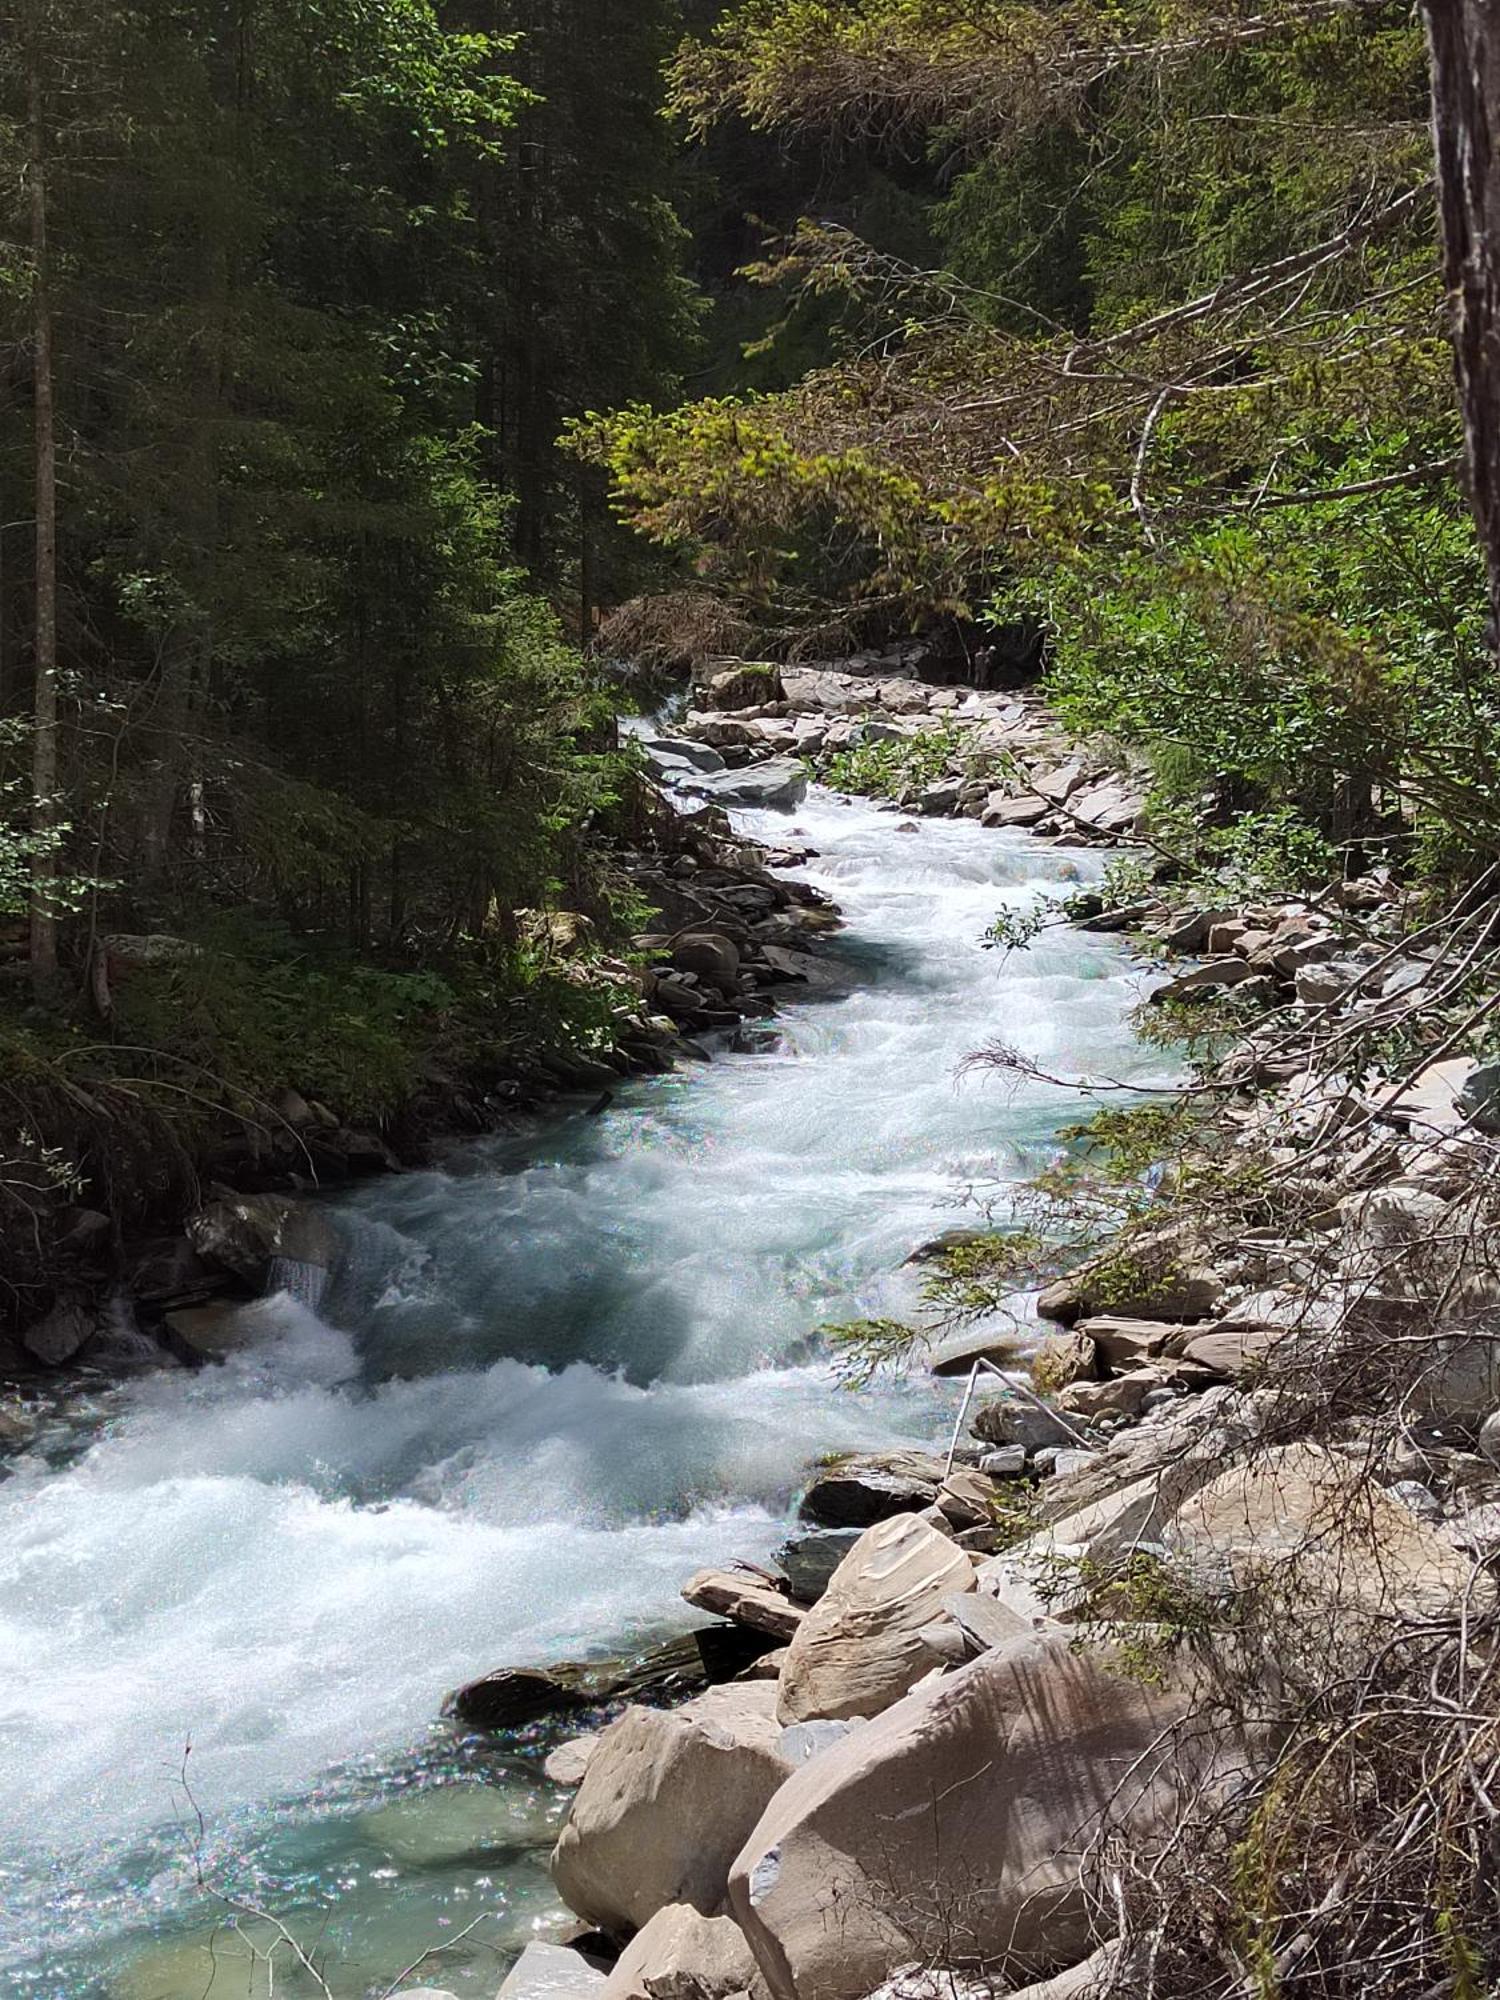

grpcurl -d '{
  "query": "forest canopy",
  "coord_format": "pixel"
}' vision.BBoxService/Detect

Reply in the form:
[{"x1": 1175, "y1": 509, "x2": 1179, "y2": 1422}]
[{"x1": 581, "y1": 0, "x2": 1498, "y2": 883}]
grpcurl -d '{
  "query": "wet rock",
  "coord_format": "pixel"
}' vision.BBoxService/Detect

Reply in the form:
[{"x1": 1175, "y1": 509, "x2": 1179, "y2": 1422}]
[
  {"x1": 20, "y1": 1295, "x2": 101, "y2": 1367},
  {"x1": 797, "y1": 1450, "x2": 947, "y2": 1528},
  {"x1": 981, "y1": 792, "x2": 1048, "y2": 829},
  {"x1": 776, "y1": 1512, "x2": 976, "y2": 1723},
  {"x1": 161, "y1": 1300, "x2": 259, "y2": 1364},
  {"x1": 689, "y1": 760, "x2": 809, "y2": 811},
  {"x1": 671, "y1": 932, "x2": 740, "y2": 990},
  {"x1": 447, "y1": 1627, "x2": 780, "y2": 1729},
  {"x1": 643, "y1": 736, "x2": 726, "y2": 775},
  {"x1": 776, "y1": 1527, "x2": 862, "y2": 1604},
  {"x1": 186, "y1": 1194, "x2": 342, "y2": 1290}
]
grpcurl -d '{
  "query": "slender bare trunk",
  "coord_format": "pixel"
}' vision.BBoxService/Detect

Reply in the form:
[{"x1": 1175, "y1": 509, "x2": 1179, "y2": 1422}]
[
  {"x1": 1423, "y1": 0, "x2": 1500, "y2": 639},
  {"x1": 28, "y1": 44, "x2": 58, "y2": 992}
]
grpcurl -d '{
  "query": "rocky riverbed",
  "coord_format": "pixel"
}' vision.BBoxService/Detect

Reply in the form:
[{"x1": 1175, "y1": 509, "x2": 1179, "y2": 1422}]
[
  {"x1": 12, "y1": 656, "x2": 1500, "y2": 2000},
  {"x1": 457, "y1": 660, "x2": 1500, "y2": 2000}
]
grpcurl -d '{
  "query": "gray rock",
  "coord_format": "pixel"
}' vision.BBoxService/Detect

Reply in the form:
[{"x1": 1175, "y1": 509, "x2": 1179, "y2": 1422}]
[
  {"x1": 978, "y1": 1445, "x2": 1027, "y2": 1477},
  {"x1": 776, "y1": 1527, "x2": 863, "y2": 1603},
  {"x1": 687, "y1": 758, "x2": 809, "y2": 810},
  {"x1": 1385, "y1": 1479, "x2": 1443, "y2": 1522},
  {"x1": 970, "y1": 1393, "x2": 1075, "y2": 1452},
  {"x1": 918, "y1": 779, "x2": 963, "y2": 815},
  {"x1": 20, "y1": 1297, "x2": 100, "y2": 1367},
  {"x1": 498, "y1": 1944, "x2": 605, "y2": 2000},
  {"x1": 797, "y1": 1450, "x2": 945, "y2": 1528},
  {"x1": 1052, "y1": 1449, "x2": 1101, "y2": 1479},
  {"x1": 1151, "y1": 958, "x2": 1256, "y2": 1003},
  {"x1": 644, "y1": 735, "x2": 725, "y2": 774},
  {"x1": 671, "y1": 931, "x2": 740, "y2": 989},
  {"x1": 187, "y1": 1194, "x2": 342, "y2": 1289},
  {"x1": 1459, "y1": 1060, "x2": 1500, "y2": 1136}
]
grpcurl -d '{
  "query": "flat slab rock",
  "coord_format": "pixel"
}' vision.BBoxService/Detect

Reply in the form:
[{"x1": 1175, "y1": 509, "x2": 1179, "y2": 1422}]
[{"x1": 681, "y1": 1567, "x2": 803, "y2": 1640}]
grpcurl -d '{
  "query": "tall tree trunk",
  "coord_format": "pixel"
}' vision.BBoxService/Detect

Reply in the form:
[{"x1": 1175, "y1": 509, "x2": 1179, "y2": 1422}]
[
  {"x1": 28, "y1": 43, "x2": 59, "y2": 992},
  {"x1": 1423, "y1": 0, "x2": 1500, "y2": 638}
]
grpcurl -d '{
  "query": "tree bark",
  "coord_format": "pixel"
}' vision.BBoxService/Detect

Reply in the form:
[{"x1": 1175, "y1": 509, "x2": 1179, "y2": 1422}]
[
  {"x1": 27, "y1": 39, "x2": 59, "y2": 992},
  {"x1": 1423, "y1": 0, "x2": 1500, "y2": 639}
]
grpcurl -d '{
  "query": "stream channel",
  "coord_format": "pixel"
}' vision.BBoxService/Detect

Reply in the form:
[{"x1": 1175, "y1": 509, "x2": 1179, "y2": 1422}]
[{"x1": 0, "y1": 786, "x2": 1161, "y2": 1999}]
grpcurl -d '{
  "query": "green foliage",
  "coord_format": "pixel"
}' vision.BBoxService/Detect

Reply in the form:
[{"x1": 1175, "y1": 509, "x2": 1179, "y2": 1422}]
[
  {"x1": 819, "y1": 1315, "x2": 926, "y2": 1383},
  {"x1": 110, "y1": 919, "x2": 454, "y2": 1125},
  {"x1": 821, "y1": 725, "x2": 970, "y2": 803}
]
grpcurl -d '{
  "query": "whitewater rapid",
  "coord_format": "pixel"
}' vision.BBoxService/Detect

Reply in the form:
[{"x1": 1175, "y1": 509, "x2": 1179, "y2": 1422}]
[{"x1": 0, "y1": 790, "x2": 1159, "y2": 1998}]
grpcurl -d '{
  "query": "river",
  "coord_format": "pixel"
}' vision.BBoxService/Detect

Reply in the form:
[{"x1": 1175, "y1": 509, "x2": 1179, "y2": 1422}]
[{"x1": 0, "y1": 788, "x2": 1157, "y2": 1999}]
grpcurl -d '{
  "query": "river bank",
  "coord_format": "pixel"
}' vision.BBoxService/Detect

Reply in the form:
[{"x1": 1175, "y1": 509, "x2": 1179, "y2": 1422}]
[{"x1": 0, "y1": 776, "x2": 843, "y2": 1402}]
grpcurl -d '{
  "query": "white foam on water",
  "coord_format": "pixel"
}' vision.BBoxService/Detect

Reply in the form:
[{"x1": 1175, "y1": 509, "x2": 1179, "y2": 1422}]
[{"x1": 0, "y1": 789, "x2": 1164, "y2": 1990}]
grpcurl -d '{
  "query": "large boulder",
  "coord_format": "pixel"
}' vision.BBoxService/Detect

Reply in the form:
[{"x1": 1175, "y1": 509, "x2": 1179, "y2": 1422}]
[
  {"x1": 672, "y1": 932, "x2": 741, "y2": 991},
  {"x1": 186, "y1": 1194, "x2": 342, "y2": 1290},
  {"x1": 551, "y1": 1681, "x2": 793, "y2": 1935},
  {"x1": 602, "y1": 1905, "x2": 769, "y2": 2000},
  {"x1": 1166, "y1": 1442, "x2": 1495, "y2": 1624},
  {"x1": 1035, "y1": 1228, "x2": 1224, "y2": 1327},
  {"x1": 776, "y1": 1513, "x2": 976, "y2": 1724},
  {"x1": 729, "y1": 1631, "x2": 1244, "y2": 2000},
  {"x1": 705, "y1": 663, "x2": 786, "y2": 711}
]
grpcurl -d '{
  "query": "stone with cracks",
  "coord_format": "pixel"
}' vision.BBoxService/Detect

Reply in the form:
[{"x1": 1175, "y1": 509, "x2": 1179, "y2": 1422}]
[
  {"x1": 688, "y1": 760, "x2": 809, "y2": 811},
  {"x1": 776, "y1": 1512, "x2": 976, "y2": 1723}
]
